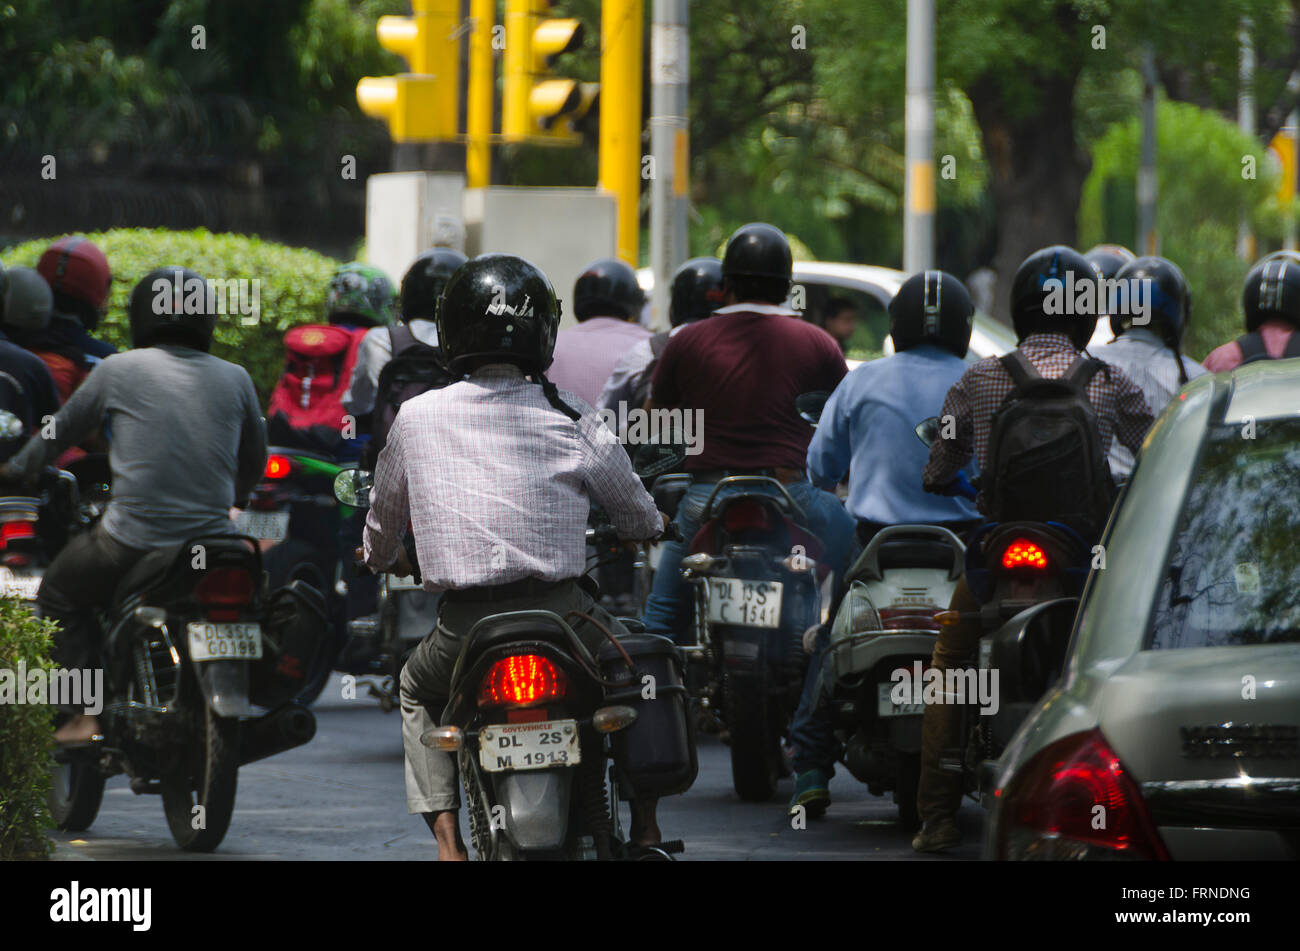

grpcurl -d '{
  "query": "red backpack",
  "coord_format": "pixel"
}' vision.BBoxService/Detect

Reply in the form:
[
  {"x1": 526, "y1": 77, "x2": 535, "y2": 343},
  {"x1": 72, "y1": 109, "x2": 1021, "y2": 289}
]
[{"x1": 266, "y1": 324, "x2": 367, "y2": 454}]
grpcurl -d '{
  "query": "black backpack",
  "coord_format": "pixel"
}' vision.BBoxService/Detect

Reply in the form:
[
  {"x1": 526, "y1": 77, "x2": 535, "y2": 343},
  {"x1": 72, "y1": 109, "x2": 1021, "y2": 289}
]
[
  {"x1": 984, "y1": 350, "x2": 1115, "y2": 535},
  {"x1": 365, "y1": 324, "x2": 454, "y2": 467},
  {"x1": 629, "y1": 332, "x2": 672, "y2": 409},
  {"x1": 1236, "y1": 330, "x2": 1300, "y2": 365}
]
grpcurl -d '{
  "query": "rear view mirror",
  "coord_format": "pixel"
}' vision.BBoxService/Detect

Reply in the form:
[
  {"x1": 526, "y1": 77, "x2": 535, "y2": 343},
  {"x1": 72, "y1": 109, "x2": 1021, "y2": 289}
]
[
  {"x1": 632, "y1": 442, "x2": 688, "y2": 480},
  {"x1": 333, "y1": 467, "x2": 373, "y2": 508},
  {"x1": 795, "y1": 391, "x2": 830, "y2": 427},
  {"x1": 914, "y1": 416, "x2": 942, "y2": 448}
]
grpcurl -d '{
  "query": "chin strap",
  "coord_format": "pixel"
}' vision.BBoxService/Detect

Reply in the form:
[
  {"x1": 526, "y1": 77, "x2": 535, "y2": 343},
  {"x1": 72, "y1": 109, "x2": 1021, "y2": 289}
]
[{"x1": 537, "y1": 372, "x2": 582, "y2": 421}]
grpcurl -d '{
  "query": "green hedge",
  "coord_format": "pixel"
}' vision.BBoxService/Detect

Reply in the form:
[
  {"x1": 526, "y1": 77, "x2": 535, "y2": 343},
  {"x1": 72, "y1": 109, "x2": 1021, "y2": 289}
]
[
  {"x1": 0, "y1": 600, "x2": 59, "y2": 860},
  {"x1": 3, "y1": 229, "x2": 343, "y2": 403}
]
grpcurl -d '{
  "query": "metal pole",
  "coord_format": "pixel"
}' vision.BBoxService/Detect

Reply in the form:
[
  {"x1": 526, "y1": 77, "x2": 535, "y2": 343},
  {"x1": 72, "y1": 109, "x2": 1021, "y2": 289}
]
[
  {"x1": 903, "y1": 0, "x2": 934, "y2": 274},
  {"x1": 466, "y1": 0, "x2": 494, "y2": 189},
  {"x1": 1137, "y1": 46, "x2": 1159, "y2": 256},
  {"x1": 1237, "y1": 18, "x2": 1255, "y2": 261},
  {"x1": 648, "y1": 0, "x2": 689, "y2": 329},
  {"x1": 600, "y1": 0, "x2": 645, "y2": 266}
]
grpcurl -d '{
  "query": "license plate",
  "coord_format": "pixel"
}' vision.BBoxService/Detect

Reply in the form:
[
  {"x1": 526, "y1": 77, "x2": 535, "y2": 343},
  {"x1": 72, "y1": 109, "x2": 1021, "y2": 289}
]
[
  {"x1": 234, "y1": 509, "x2": 289, "y2": 542},
  {"x1": 187, "y1": 622, "x2": 263, "y2": 661},
  {"x1": 706, "y1": 578, "x2": 783, "y2": 628},
  {"x1": 877, "y1": 682, "x2": 925, "y2": 718},
  {"x1": 0, "y1": 568, "x2": 41, "y2": 601},
  {"x1": 479, "y1": 719, "x2": 580, "y2": 773}
]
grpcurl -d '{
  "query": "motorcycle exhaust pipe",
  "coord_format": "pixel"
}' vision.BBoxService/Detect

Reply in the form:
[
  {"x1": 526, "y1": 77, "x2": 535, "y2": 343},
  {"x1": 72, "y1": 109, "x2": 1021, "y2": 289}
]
[{"x1": 239, "y1": 702, "x2": 317, "y2": 766}]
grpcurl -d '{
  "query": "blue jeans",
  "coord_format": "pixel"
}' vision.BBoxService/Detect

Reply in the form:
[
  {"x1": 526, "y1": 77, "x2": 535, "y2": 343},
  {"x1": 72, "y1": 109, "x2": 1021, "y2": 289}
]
[{"x1": 642, "y1": 477, "x2": 856, "y2": 642}]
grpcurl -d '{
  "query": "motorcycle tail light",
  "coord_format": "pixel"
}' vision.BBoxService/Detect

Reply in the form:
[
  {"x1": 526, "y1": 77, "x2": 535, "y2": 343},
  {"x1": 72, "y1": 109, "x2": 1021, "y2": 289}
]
[
  {"x1": 1001, "y1": 539, "x2": 1049, "y2": 571},
  {"x1": 195, "y1": 568, "x2": 255, "y2": 608},
  {"x1": 264, "y1": 454, "x2": 292, "y2": 480},
  {"x1": 877, "y1": 607, "x2": 941, "y2": 632},
  {"x1": 477, "y1": 654, "x2": 567, "y2": 709},
  {"x1": 996, "y1": 729, "x2": 1169, "y2": 861},
  {"x1": 0, "y1": 521, "x2": 35, "y2": 545},
  {"x1": 723, "y1": 499, "x2": 772, "y2": 534}
]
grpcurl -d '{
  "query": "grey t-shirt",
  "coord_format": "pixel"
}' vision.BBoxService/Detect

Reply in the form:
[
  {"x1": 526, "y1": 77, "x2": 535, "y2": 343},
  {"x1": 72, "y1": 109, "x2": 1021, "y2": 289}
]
[{"x1": 9, "y1": 344, "x2": 266, "y2": 550}]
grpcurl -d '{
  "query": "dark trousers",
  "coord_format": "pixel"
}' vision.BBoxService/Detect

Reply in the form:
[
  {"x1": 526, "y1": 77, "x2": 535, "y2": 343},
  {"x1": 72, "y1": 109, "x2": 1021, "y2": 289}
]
[{"x1": 37, "y1": 525, "x2": 148, "y2": 709}]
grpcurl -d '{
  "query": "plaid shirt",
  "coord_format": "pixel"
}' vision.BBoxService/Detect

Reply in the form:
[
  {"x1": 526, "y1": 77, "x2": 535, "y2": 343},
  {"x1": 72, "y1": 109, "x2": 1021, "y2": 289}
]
[
  {"x1": 363, "y1": 364, "x2": 661, "y2": 591},
  {"x1": 923, "y1": 333, "x2": 1154, "y2": 512}
]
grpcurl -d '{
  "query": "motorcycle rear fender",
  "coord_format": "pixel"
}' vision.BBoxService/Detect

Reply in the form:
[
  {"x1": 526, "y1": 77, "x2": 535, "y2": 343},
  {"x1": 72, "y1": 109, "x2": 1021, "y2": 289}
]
[
  {"x1": 490, "y1": 767, "x2": 573, "y2": 851},
  {"x1": 824, "y1": 632, "x2": 937, "y2": 690},
  {"x1": 194, "y1": 659, "x2": 254, "y2": 718}
]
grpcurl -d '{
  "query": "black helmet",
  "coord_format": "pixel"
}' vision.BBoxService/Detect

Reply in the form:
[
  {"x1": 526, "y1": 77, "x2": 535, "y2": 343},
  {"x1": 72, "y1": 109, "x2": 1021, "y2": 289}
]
[
  {"x1": 437, "y1": 254, "x2": 561, "y2": 376},
  {"x1": 1010, "y1": 245, "x2": 1097, "y2": 349},
  {"x1": 128, "y1": 267, "x2": 217, "y2": 351},
  {"x1": 1083, "y1": 244, "x2": 1136, "y2": 281},
  {"x1": 889, "y1": 270, "x2": 974, "y2": 359},
  {"x1": 573, "y1": 257, "x2": 645, "y2": 320},
  {"x1": 1111, "y1": 256, "x2": 1190, "y2": 345},
  {"x1": 1242, "y1": 255, "x2": 1300, "y2": 331},
  {"x1": 668, "y1": 257, "x2": 724, "y2": 327},
  {"x1": 721, "y1": 222, "x2": 792, "y2": 303},
  {"x1": 400, "y1": 248, "x2": 468, "y2": 322},
  {"x1": 2, "y1": 266, "x2": 54, "y2": 335}
]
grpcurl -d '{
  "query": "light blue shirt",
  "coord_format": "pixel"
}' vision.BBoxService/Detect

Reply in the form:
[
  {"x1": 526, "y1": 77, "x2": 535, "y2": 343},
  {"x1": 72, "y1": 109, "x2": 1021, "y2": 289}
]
[{"x1": 807, "y1": 345, "x2": 978, "y2": 526}]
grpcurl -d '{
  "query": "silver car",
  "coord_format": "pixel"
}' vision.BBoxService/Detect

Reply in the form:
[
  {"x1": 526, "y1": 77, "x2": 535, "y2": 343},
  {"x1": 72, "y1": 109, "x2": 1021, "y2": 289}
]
[{"x1": 985, "y1": 359, "x2": 1300, "y2": 860}]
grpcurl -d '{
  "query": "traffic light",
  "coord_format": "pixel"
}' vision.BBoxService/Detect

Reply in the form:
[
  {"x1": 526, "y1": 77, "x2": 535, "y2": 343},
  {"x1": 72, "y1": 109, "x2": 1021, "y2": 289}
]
[
  {"x1": 356, "y1": 0, "x2": 460, "y2": 142},
  {"x1": 503, "y1": 0, "x2": 598, "y2": 144}
]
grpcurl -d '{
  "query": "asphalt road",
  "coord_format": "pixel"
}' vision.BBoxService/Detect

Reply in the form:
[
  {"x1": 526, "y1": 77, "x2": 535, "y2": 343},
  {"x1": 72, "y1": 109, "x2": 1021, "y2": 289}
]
[{"x1": 52, "y1": 674, "x2": 983, "y2": 861}]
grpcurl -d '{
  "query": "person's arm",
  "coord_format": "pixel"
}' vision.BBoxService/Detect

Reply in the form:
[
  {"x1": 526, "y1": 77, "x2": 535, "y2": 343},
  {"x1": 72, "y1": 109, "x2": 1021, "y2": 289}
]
[
  {"x1": 577, "y1": 409, "x2": 663, "y2": 540},
  {"x1": 1111, "y1": 367, "x2": 1156, "y2": 456},
  {"x1": 2, "y1": 359, "x2": 109, "y2": 483},
  {"x1": 234, "y1": 373, "x2": 268, "y2": 507},
  {"x1": 362, "y1": 412, "x2": 410, "y2": 572},
  {"x1": 806, "y1": 379, "x2": 854, "y2": 491},
  {"x1": 922, "y1": 373, "x2": 975, "y2": 493}
]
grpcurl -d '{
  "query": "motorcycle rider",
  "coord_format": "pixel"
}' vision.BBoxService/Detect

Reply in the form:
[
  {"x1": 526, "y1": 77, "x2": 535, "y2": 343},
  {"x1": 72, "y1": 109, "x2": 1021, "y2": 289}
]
[
  {"x1": 597, "y1": 256, "x2": 724, "y2": 418},
  {"x1": 1203, "y1": 254, "x2": 1300, "y2": 370},
  {"x1": 547, "y1": 258, "x2": 650, "y2": 407},
  {"x1": 641, "y1": 222, "x2": 857, "y2": 641},
  {"x1": 788, "y1": 271, "x2": 981, "y2": 817},
  {"x1": 0, "y1": 266, "x2": 63, "y2": 444},
  {"x1": 0, "y1": 267, "x2": 267, "y2": 744},
  {"x1": 366, "y1": 254, "x2": 667, "y2": 860},
  {"x1": 29, "y1": 236, "x2": 118, "y2": 401},
  {"x1": 912, "y1": 245, "x2": 1154, "y2": 852},
  {"x1": 1092, "y1": 256, "x2": 1206, "y2": 480}
]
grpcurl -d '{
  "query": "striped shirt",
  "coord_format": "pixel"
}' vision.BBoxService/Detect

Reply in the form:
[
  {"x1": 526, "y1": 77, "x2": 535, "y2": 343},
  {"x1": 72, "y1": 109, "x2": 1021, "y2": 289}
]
[
  {"x1": 1093, "y1": 328, "x2": 1206, "y2": 479},
  {"x1": 922, "y1": 332, "x2": 1154, "y2": 513},
  {"x1": 363, "y1": 364, "x2": 662, "y2": 591}
]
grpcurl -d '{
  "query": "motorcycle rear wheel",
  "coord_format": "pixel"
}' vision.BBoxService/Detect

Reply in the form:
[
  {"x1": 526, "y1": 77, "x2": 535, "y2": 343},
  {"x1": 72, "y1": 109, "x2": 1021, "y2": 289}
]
[
  {"x1": 160, "y1": 703, "x2": 240, "y2": 852},
  {"x1": 895, "y1": 752, "x2": 922, "y2": 833},
  {"x1": 726, "y1": 674, "x2": 780, "y2": 802},
  {"x1": 48, "y1": 754, "x2": 106, "y2": 832}
]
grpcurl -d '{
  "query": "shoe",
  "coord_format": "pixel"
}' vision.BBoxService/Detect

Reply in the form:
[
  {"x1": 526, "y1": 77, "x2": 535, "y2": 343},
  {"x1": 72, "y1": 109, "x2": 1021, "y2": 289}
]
[
  {"x1": 911, "y1": 816, "x2": 961, "y2": 852},
  {"x1": 788, "y1": 768, "x2": 831, "y2": 818}
]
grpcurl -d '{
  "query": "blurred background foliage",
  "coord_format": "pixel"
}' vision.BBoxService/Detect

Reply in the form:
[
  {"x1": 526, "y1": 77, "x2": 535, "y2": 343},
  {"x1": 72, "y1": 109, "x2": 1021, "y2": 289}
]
[{"x1": 3, "y1": 1, "x2": 1300, "y2": 361}]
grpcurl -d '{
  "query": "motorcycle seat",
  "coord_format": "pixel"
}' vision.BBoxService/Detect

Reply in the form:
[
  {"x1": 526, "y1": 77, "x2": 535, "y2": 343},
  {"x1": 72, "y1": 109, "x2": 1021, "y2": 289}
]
[
  {"x1": 114, "y1": 534, "x2": 260, "y2": 606},
  {"x1": 874, "y1": 539, "x2": 961, "y2": 573}
]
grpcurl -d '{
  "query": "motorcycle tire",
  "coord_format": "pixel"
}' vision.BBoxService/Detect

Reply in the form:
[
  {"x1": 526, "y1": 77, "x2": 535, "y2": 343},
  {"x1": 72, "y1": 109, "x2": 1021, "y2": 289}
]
[
  {"x1": 48, "y1": 753, "x2": 106, "y2": 832},
  {"x1": 160, "y1": 701, "x2": 240, "y2": 852},
  {"x1": 725, "y1": 672, "x2": 780, "y2": 802},
  {"x1": 895, "y1": 752, "x2": 922, "y2": 834}
]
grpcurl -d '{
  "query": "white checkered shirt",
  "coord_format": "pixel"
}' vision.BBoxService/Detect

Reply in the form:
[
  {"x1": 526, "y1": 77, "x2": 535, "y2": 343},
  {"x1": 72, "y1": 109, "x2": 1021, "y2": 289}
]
[{"x1": 363, "y1": 364, "x2": 662, "y2": 591}]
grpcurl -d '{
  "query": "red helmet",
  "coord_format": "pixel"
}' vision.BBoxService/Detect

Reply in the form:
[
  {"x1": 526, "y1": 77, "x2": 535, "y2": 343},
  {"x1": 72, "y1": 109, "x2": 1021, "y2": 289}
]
[{"x1": 37, "y1": 236, "x2": 112, "y2": 311}]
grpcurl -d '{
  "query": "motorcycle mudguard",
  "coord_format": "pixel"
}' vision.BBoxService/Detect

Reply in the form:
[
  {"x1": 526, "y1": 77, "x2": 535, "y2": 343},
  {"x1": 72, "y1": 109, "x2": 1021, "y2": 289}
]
[
  {"x1": 194, "y1": 660, "x2": 254, "y2": 718},
  {"x1": 491, "y1": 767, "x2": 573, "y2": 851}
]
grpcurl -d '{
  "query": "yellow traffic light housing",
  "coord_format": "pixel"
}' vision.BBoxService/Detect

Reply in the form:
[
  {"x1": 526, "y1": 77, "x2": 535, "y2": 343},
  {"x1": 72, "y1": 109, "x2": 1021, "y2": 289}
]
[
  {"x1": 356, "y1": 0, "x2": 460, "y2": 143},
  {"x1": 503, "y1": 1, "x2": 597, "y2": 144}
]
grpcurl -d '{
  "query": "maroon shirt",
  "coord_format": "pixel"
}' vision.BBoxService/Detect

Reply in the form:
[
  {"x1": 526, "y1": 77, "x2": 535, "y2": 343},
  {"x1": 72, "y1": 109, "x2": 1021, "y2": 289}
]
[{"x1": 650, "y1": 303, "x2": 848, "y2": 471}]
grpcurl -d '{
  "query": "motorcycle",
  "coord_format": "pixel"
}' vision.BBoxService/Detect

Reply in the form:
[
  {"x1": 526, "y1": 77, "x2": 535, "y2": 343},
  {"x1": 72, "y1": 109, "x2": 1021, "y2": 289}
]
[
  {"x1": 913, "y1": 416, "x2": 1084, "y2": 805},
  {"x1": 46, "y1": 476, "x2": 323, "y2": 852},
  {"x1": 333, "y1": 466, "x2": 697, "y2": 861}
]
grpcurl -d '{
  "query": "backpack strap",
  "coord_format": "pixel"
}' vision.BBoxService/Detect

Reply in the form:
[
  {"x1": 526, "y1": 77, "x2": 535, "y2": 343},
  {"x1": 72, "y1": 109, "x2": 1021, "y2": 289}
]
[
  {"x1": 1062, "y1": 354, "x2": 1105, "y2": 389},
  {"x1": 998, "y1": 349, "x2": 1039, "y2": 389},
  {"x1": 388, "y1": 323, "x2": 417, "y2": 358},
  {"x1": 1236, "y1": 331, "x2": 1269, "y2": 365}
]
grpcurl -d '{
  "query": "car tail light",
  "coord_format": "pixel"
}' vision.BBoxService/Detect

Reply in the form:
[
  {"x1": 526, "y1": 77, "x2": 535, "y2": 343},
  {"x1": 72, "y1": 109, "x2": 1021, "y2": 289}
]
[
  {"x1": 1001, "y1": 539, "x2": 1049, "y2": 571},
  {"x1": 877, "y1": 606, "x2": 942, "y2": 632},
  {"x1": 478, "y1": 654, "x2": 567, "y2": 708},
  {"x1": 195, "y1": 568, "x2": 255, "y2": 608},
  {"x1": 996, "y1": 729, "x2": 1169, "y2": 861},
  {"x1": 723, "y1": 499, "x2": 772, "y2": 534},
  {"x1": 264, "y1": 454, "x2": 292, "y2": 480}
]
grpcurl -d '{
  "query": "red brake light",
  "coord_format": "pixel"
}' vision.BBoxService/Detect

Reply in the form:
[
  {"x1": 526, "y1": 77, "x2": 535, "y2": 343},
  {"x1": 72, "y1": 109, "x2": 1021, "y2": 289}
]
[
  {"x1": 264, "y1": 455, "x2": 292, "y2": 480},
  {"x1": 723, "y1": 499, "x2": 772, "y2": 534},
  {"x1": 1, "y1": 521, "x2": 35, "y2": 543},
  {"x1": 194, "y1": 568, "x2": 255, "y2": 607},
  {"x1": 997, "y1": 729, "x2": 1169, "y2": 861},
  {"x1": 478, "y1": 654, "x2": 567, "y2": 708},
  {"x1": 1002, "y1": 539, "x2": 1049, "y2": 571}
]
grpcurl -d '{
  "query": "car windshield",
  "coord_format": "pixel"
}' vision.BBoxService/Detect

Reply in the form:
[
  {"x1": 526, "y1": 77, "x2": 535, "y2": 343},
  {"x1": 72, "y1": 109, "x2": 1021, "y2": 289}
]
[{"x1": 1148, "y1": 419, "x2": 1300, "y2": 649}]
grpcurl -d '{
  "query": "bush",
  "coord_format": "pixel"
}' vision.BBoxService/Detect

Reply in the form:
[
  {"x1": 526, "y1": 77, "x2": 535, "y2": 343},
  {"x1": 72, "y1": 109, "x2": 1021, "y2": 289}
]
[
  {"x1": 0, "y1": 600, "x2": 59, "y2": 860},
  {"x1": 3, "y1": 229, "x2": 343, "y2": 402}
]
